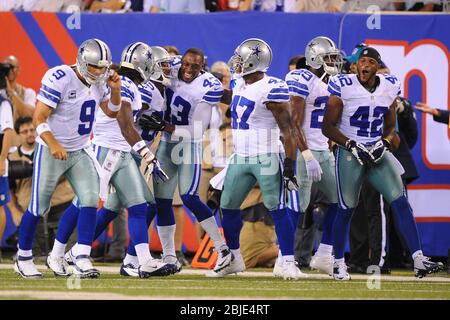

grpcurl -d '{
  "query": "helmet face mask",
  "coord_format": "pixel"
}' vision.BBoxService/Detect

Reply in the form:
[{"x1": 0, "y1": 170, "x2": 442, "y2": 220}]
[
  {"x1": 76, "y1": 39, "x2": 112, "y2": 85},
  {"x1": 229, "y1": 38, "x2": 272, "y2": 77},
  {"x1": 305, "y1": 36, "x2": 343, "y2": 77},
  {"x1": 150, "y1": 46, "x2": 174, "y2": 86}
]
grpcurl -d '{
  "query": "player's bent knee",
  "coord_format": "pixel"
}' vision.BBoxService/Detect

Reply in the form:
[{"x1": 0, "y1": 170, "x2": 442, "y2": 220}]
[
  {"x1": 219, "y1": 194, "x2": 240, "y2": 210},
  {"x1": 263, "y1": 196, "x2": 280, "y2": 212},
  {"x1": 77, "y1": 191, "x2": 100, "y2": 208}
]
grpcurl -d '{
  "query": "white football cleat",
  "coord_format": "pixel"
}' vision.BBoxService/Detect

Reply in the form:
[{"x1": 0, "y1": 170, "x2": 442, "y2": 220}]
[
  {"x1": 272, "y1": 257, "x2": 284, "y2": 278},
  {"x1": 139, "y1": 259, "x2": 173, "y2": 278},
  {"x1": 206, "y1": 254, "x2": 245, "y2": 278},
  {"x1": 213, "y1": 247, "x2": 232, "y2": 272},
  {"x1": 72, "y1": 255, "x2": 100, "y2": 278},
  {"x1": 310, "y1": 254, "x2": 333, "y2": 275},
  {"x1": 282, "y1": 260, "x2": 308, "y2": 280},
  {"x1": 414, "y1": 254, "x2": 444, "y2": 278},
  {"x1": 333, "y1": 261, "x2": 351, "y2": 281},
  {"x1": 162, "y1": 254, "x2": 182, "y2": 274},
  {"x1": 46, "y1": 254, "x2": 71, "y2": 277},
  {"x1": 120, "y1": 263, "x2": 139, "y2": 277},
  {"x1": 64, "y1": 247, "x2": 76, "y2": 266},
  {"x1": 14, "y1": 256, "x2": 43, "y2": 279}
]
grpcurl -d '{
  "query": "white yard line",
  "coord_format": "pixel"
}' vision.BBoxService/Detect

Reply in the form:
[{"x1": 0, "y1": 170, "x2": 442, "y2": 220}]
[{"x1": 1, "y1": 263, "x2": 449, "y2": 282}]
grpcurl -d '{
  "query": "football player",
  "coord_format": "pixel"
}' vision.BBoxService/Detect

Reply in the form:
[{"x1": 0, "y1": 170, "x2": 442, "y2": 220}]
[
  {"x1": 138, "y1": 48, "x2": 231, "y2": 273},
  {"x1": 322, "y1": 47, "x2": 444, "y2": 280},
  {"x1": 14, "y1": 39, "x2": 122, "y2": 278},
  {"x1": 48, "y1": 47, "x2": 173, "y2": 278},
  {"x1": 205, "y1": 38, "x2": 306, "y2": 280},
  {"x1": 281, "y1": 36, "x2": 343, "y2": 276},
  {"x1": 49, "y1": 43, "x2": 171, "y2": 279}
]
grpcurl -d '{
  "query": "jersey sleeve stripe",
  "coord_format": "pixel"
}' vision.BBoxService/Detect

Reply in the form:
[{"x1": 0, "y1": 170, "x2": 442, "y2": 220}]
[
  {"x1": 121, "y1": 91, "x2": 133, "y2": 100},
  {"x1": 203, "y1": 96, "x2": 221, "y2": 103},
  {"x1": 286, "y1": 80, "x2": 308, "y2": 91},
  {"x1": 288, "y1": 87, "x2": 309, "y2": 97},
  {"x1": 141, "y1": 95, "x2": 152, "y2": 104},
  {"x1": 269, "y1": 87, "x2": 289, "y2": 94},
  {"x1": 121, "y1": 87, "x2": 135, "y2": 100},
  {"x1": 139, "y1": 88, "x2": 153, "y2": 98},
  {"x1": 38, "y1": 89, "x2": 60, "y2": 104},
  {"x1": 328, "y1": 80, "x2": 341, "y2": 92},
  {"x1": 204, "y1": 90, "x2": 223, "y2": 97},
  {"x1": 327, "y1": 86, "x2": 341, "y2": 97},
  {"x1": 267, "y1": 94, "x2": 290, "y2": 100},
  {"x1": 41, "y1": 84, "x2": 61, "y2": 98}
]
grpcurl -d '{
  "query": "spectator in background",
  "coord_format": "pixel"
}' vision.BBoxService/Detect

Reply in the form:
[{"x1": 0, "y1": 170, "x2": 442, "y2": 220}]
[
  {"x1": 8, "y1": 117, "x2": 74, "y2": 258},
  {"x1": 145, "y1": 0, "x2": 206, "y2": 13},
  {"x1": 295, "y1": 0, "x2": 344, "y2": 12},
  {"x1": 3, "y1": 56, "x2": 35, "y2": 119},
  {"x1": 415, "y1": 102, "x2": 450, "y2": 126},
  {"x1": 164, "y1": 45, "x2": 181, "y2": 57},
  {"x1": 0, "y1": 70, "x2": 14, "y2": 261},
  {"x1": 394, "y1": 0, "x2": 442, "y2": 11}
]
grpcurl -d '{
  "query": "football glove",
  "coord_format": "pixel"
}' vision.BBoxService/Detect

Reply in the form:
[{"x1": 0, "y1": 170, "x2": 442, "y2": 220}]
[
  {"x1": 283, "y1": 158, "x2": 299, "y2": 191},
  {"x1": 345, "y1": 139, "x2": 375, "y2": 166},
  {"x1": 138, "y1": 113, "x2": 166, "y2": 131},
  {"x1": 370, "y1": 138, "x2": 391, "y2": 163},
  {"x1": 302, "y1": 150, "x2": 323, "y2": 182},
  {"x1": 140, "y1": 147, "x2": 169, "y2": 184}
]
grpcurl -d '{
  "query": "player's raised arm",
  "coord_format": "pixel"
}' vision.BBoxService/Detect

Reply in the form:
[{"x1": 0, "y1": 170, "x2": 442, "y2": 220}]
[
  {"x1": 33, "y1": 101, "x2": 67, "y2": 160},
  {"x1": 99, "y1": 69, "x2": 122, "y2": 118}
]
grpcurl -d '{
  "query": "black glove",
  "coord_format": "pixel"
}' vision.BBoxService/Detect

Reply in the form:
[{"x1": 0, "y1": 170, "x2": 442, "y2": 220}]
[
  {"x1": 370, "y1": 138, "x2": 391, "y2": 163},
  {"x1": 138, "y1": 113, "x2": 166, "y2": 131},
  {"x1": 345, "y1": 139, "x2": 375, "y2": 166},
  {"x1": 283, "y1": 158, "x2": 299, "y2": 191}
]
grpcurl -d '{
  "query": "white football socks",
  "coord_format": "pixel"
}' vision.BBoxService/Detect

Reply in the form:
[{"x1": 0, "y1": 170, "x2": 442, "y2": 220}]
[
  {"x1": 135, "y1": 243, "x2": 152, "y2": 265},
  {"x1": 315, "y1": 244, "x2": 333, "y2": 257},
  {"x1": 50, "y1": 239, "x2": 66, "y2": 258},
  {"x1": 199, "y1": 216, "x2": 226, "y2": 251},
  {"x1": 157, "y1": 224, "x2": 176, "y2": 257}
]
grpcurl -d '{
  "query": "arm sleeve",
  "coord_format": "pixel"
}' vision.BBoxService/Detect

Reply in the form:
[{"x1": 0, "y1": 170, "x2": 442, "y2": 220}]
[
  {"x1": 433, "y1": 109, "x2": 450, "y2": 124},
  {"x1": 139, "y1": 84, "x2": 153, "y2": 105},
  {"x1": 0, "y1": 100, "x2": 14, "y2": 131},
  {"x1": 201, "y1": 80, "x2": 224, "y2": 105},
  {"x1": 37, "y1": 68, "x2": 67, "y2": 108},
  {"x1": 262, "y1": 80, "x2": 290, "y2": 104},
  {"x1": 285, "y1": 72, "x2": 310, "y2": 99},
  {"x1": 173, "y1": 101, "x2": 212, "y2": 140},
  {"x1": 120, "y1": 79, "x2": 136, "y2": 105},
  {"x1": 23, "y1": 88, "x2": 37, "y2": 106},
  {"x1": 327, "y1": 75, "x2": 342, "y2": 97}
]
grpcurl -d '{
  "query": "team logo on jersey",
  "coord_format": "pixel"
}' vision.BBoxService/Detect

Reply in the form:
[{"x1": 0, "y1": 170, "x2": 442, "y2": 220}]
[{"x1": 68, "y1": 90, "x2": 77, "y2": 99}]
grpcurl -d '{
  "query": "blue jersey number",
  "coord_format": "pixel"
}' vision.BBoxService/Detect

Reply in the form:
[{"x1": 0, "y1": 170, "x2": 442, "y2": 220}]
[
  {"x1": 203, "y1": 78, "x2": 221, "y2": 88},
  {"x1": 52, "y1": 69, "x2": 66, "y2": 80},
  {"x1": 165, "y1": 88, "x2": 191, "y2": 125},
  {"x1": 350, "y1": 106, "x2": 389, "y2": 138},
  {"x1": 310, "y1": 96, "x2": 329, "y2": 129},
  {"x1": 230, "y1": 95, "x2": 255, "y2": 130},
  {"x1": 78, "y1": 100, "x2": 96, "y2": 135}
]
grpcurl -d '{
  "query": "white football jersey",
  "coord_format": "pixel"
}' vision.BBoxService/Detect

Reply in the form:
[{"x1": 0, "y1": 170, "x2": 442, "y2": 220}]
[
  {"x1": 328, "y1": 73, "x2": 401, "y2": 144},
  {"x1": 285, "y1": 69, "x2": 329, "y2": 151},
  {"x1": 162, "y1": 71, "x2": 223, "y2": 142},
  {"x1": 231, "y1": 75, "x2": 288, "y2": 156},
  {"x1": 92, "y1": 76, "x2": 142, "y2": 152},
  {"x1": 37, "y1": 65, "x2": 109, "y2": 151},
  {"x1": 137, "y1": 80, "x2": 165, "y2": 145}
]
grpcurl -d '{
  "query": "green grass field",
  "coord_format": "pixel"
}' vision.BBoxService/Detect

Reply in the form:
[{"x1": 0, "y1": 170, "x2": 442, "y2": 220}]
[{"x1": 0, "y1": 264, "x2": 449, "y2": 300}]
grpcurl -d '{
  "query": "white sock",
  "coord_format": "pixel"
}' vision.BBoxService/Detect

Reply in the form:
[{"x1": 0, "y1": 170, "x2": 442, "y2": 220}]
[
  {"x1": 135, "y1": 243, "x2": 152, "y2": 265},
  {"x1": 77, "y1": 244, "x2": 91, "y2": 257},
  {"x1": 316, "y1": 244, "x2": 333, "y2": 257},
  {"x1": 231, "y1": 249, "x2": 241, "y2": 258},
  {"x1": 123, "y1": 253, "x2": 139, "y2": 267},
  {"x1": 51, "y1": 239, "x2": 66, "y2": 258},
  {"x1": 276, "y1": 250, "x2": 283, "y2": 265},
  {"x1": 335, "y1": 258, "x2": 345, "y2": 265},
  {"x1": 199, "y1": 216, "x2": 226, "y2": 251},
  {"x1": 282, "y1": 255, "x2": 295, "y2": 263},
  {"x1": 18, "y1": 249, "x2": 32, "y2": 258},
  {"x1": 157, "y1": 224, "x2": 176, "y2": 257},
  {"x1": 412, "y1": 250, "x2": 423, "y2": 260}
]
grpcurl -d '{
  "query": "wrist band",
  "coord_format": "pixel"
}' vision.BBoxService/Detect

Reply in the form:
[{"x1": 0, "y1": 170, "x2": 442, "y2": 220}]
[
  {"x1": 36, "y1": 123, "x2": 51, "y2": 136},
  {"x1": 132, "y1": 140, "x2": 147, "y2": 153},
  {"x1": 301, "y1": 149, "x2": 314, "y2": 161},
  {"x1": 107, "y1": 100, "x2": 121, "y2": 112}
]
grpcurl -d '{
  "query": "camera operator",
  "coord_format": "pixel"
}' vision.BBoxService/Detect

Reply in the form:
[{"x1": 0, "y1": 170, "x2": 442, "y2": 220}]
[
  {"x1": 7, "y1": 116, "x2": 74, "y2": 257},
  {"x1": 0, "y1": 62, "x2": 14, "y2": 258}
]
